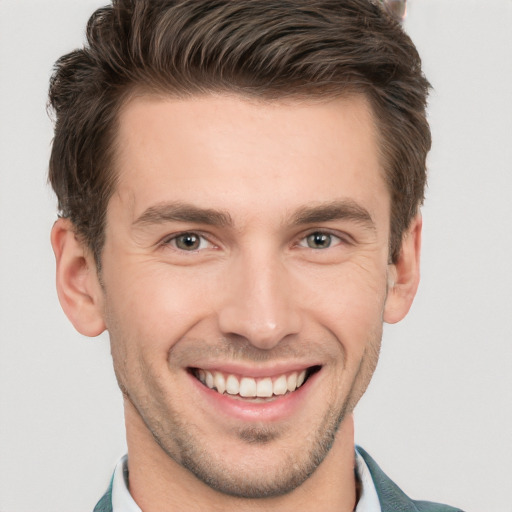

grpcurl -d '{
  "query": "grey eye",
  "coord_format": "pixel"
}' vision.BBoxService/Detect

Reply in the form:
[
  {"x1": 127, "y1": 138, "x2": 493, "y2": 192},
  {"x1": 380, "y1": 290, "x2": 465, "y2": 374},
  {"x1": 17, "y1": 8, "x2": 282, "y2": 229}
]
[
  {"x1": 305, "y1": 232, "x2": 334, "y2": 249},
  {"x1": 174, "y1": 233, "x2": 201, "y2": 251}
]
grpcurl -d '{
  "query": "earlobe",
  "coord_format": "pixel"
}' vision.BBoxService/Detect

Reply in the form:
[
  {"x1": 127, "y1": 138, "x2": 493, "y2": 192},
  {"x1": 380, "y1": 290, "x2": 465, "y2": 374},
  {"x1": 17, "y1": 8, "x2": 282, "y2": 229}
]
[
  {"x1": 51, "y1": 218, "x2": 106, "y2": 337},
  {"x1": 383, "y1": 214, "x2": 422, "y2": 324}
]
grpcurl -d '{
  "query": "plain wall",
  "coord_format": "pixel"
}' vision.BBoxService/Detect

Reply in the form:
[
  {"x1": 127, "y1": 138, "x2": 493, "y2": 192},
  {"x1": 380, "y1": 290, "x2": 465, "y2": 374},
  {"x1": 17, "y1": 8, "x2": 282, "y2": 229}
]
[{"x1": 0, "y1": 1, "x2": 511, "y2": 511}]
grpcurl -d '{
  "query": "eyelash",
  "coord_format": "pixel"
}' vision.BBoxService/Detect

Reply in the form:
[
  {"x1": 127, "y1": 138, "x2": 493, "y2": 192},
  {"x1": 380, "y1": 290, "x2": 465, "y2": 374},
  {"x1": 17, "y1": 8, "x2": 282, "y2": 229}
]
[
  {"x1": 160, "y1": 229, "x2": 350, "y2": 253},
  {"x1": 297, "y1": 231, "x2": 346, "y2": 250},
  {"x1": 161, "y1": 232, "x2": 215, "y2": 252}
]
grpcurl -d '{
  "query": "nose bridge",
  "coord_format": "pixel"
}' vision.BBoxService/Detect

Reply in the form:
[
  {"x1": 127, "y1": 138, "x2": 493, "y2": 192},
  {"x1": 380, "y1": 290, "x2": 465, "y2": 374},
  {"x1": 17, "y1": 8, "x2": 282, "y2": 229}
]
[{"x1": 217, "y1": 245, "x2": 301, "y2": 349}]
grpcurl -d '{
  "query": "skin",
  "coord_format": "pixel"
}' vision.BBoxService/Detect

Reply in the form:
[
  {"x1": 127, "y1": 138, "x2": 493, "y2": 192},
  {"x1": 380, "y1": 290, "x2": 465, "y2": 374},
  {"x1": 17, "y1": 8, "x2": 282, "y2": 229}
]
[{"x1": 52, "y1": 93, "x2": 421, "y2": 512}]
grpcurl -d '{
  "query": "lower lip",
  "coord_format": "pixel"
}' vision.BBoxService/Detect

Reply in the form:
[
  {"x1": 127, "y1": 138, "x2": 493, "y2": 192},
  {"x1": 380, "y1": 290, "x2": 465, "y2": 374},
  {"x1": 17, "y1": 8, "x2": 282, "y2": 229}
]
[{"x1": 188, "y1": 370, "x2": 320, "y2": 423}]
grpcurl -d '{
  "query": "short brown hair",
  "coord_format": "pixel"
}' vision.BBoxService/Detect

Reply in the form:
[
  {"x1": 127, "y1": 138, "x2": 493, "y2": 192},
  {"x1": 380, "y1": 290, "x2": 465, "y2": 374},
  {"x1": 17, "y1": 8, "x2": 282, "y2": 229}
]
[{"x1": 48, "y1": 0, "x2": 430, "y2": 265}]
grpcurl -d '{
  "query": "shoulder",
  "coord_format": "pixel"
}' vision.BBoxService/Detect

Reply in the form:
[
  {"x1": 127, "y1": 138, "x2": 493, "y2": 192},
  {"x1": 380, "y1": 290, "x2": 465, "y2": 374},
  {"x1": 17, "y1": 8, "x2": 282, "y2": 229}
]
[{"x1": 356, "y1": 446, "x2": 464, "y2": 512}]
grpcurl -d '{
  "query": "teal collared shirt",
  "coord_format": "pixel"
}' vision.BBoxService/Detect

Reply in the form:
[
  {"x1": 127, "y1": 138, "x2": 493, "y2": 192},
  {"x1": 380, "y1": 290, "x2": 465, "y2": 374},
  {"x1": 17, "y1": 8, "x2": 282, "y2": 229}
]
[
  {"x1": 355, "y1": 447, "x2": 463, "y2": 512},
  {"x1": 93, "y1": 446, "x2": 464, "y2": 512}
]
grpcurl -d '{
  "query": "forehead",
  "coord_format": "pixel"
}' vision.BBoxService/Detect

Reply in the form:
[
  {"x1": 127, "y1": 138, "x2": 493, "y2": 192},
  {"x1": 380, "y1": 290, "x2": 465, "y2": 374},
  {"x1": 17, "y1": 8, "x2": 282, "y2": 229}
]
[{"x1": 111, "y1": 93, "x2": 389, "y2": 225}]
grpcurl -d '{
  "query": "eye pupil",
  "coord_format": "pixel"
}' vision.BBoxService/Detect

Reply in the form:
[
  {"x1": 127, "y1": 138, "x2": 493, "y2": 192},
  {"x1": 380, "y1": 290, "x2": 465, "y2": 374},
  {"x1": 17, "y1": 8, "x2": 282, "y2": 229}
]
[
  {"x1": 307, "y1": 232, "x2": 331, "y2": 249},
  {"x1": 176, "y1": 233, "x2": 200, "y2": 250}
]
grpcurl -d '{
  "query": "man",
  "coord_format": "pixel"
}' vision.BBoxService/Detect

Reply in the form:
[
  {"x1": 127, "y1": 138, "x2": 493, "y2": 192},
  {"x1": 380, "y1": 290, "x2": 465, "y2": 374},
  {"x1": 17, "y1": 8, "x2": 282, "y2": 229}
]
[{"x1": 48, "y1": 0, "x2": 462, "y2": 510}]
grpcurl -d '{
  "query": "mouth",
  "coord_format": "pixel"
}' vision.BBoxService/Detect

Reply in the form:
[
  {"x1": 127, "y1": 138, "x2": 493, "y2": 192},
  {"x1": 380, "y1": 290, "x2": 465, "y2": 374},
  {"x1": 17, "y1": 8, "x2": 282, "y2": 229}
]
[{"x1": 190, "y1": 366, "x2": 321, "y2": 401}]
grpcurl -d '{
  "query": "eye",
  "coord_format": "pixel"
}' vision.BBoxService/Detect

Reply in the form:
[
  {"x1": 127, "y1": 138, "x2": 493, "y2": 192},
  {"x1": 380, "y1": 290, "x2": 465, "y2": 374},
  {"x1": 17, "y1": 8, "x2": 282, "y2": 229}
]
[
  {"x1": 165, "y1": 232, "x2": 211, "y2": 251},
  {"x1": 299, "y1": 231, "x2": 342, "y2": 249}
]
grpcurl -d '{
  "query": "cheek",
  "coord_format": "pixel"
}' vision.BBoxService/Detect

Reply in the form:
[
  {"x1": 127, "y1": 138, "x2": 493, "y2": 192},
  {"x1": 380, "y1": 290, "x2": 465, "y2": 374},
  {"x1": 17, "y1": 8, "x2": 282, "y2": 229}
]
[
  {"x1": 298, "y1": 258, "x2": 388, "y2": 313},
  {"x1": 103, "y1": 262, "x2": 219, "y2": 354},
  {"x1": 297, "y1": 261, "x2": 387, "y2": 354}
]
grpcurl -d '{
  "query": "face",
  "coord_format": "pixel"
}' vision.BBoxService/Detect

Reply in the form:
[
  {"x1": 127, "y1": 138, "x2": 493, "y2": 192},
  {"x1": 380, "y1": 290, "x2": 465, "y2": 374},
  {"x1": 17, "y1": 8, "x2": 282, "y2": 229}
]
[{"x1": 65, "y1": 94, "x2": 418, "y2": 498}]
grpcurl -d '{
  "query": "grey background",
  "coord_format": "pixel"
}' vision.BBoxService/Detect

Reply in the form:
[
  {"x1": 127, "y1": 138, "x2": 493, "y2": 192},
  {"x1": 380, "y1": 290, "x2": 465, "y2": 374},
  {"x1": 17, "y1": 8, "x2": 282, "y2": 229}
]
[{"x1": 1, "y1": 1, "x2": 511, "y2": 510}]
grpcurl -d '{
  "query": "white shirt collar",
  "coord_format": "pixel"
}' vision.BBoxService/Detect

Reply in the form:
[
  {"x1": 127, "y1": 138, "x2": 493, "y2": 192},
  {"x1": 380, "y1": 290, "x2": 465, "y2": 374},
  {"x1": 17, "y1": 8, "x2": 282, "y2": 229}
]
[
  {"x1": 111, "y1": 449, "x2": 381, "y2": 512},
  {"x1": 354, "y1": 446, "x2": 382, "y2": 512},
  {"x1": 111, "y1": 455, "x2": 141, "y2": 512}
]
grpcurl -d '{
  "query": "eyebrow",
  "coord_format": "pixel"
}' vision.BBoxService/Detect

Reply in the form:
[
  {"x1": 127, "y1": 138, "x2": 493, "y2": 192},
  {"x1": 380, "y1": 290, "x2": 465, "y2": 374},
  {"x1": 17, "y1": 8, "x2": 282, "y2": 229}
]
[
  {"x1": 133, "y1": 202, "x2": 233, "y2": 228},
  {"x1": 132, "y1": 199, "x2": 375, "y2": 231},
  {"x1": 291, "y1": 200, "x2": 376, "y2": 231}
]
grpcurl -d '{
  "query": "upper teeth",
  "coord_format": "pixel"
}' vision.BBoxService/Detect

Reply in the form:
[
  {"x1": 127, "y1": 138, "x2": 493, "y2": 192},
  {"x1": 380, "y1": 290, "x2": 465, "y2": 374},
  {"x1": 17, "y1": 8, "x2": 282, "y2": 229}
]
[{"x1": 196, "y1": 369, "x2": 307, "y2": 398}]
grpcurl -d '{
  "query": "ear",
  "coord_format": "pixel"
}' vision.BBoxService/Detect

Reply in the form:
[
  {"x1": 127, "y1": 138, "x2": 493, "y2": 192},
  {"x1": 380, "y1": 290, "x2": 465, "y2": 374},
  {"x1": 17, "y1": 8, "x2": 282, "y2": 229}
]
[
  {"x1": 383, "y1": 214, "x2": 422, "y2": 324},
  {"x1": 51, "y1": 218, "x2": 106, "y2": 336}
]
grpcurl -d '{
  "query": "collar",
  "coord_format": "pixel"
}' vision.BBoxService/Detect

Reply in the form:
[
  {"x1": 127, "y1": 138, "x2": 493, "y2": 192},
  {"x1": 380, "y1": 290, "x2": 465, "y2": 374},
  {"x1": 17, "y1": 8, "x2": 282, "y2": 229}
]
[
  {"x1": 111, "y1": 455, "x2": 140, "y2": 512},
  {"x1": 354, "y1": 446, "x2": 382, "y2": 512},
  {"x1": 111, "y1": 448, "x2": 381, "y2": 512}
]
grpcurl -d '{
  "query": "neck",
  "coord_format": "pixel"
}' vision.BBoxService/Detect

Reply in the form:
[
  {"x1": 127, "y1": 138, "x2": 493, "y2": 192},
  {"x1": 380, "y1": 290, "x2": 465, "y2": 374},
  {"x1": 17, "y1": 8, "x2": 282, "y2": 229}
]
[{"x1": 125, "y1": 401, "x2": 357, "y2": 512}]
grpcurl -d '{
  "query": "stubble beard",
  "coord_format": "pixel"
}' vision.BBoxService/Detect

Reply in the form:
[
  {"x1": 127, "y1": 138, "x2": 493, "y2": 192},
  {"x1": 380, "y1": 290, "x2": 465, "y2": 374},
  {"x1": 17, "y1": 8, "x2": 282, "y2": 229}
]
[
  {"x1": 141, "y1": 392, "x2": 348, "y2": 499},
  {"x1": 120, "y1": 339, "x2": 380, "y2": 500},
  {"x1": 107, "y1": 295, "x2": 383, "y2": 501}
]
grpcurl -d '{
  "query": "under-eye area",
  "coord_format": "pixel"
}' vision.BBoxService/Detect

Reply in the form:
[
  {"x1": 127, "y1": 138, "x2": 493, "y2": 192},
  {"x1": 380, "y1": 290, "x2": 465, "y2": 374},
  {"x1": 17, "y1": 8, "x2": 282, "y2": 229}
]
[{"x1": 190, "y1": 366, "x2": 321, "y2": 400}]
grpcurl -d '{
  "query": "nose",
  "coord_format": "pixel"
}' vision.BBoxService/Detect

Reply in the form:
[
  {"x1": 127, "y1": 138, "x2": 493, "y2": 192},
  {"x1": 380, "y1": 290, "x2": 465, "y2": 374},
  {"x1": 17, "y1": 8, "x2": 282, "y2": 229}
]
[{"x1": 217, "y1": 249, "x2": 302, "y2": 350}]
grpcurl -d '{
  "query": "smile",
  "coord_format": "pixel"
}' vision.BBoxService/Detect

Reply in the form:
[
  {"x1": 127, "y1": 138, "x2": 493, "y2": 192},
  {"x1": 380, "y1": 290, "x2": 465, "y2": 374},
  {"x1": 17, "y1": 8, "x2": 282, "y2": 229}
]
[{"x1": 191, "y1": 367, "x2": 320, "y2": 399}]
